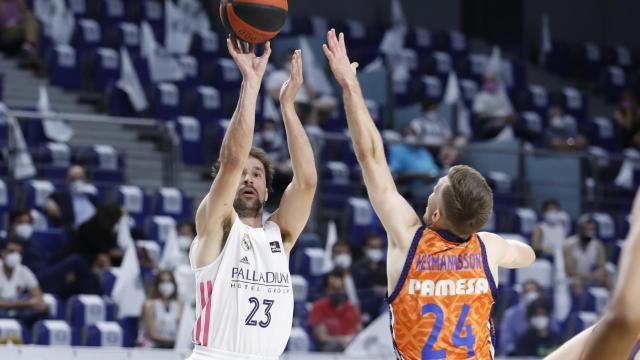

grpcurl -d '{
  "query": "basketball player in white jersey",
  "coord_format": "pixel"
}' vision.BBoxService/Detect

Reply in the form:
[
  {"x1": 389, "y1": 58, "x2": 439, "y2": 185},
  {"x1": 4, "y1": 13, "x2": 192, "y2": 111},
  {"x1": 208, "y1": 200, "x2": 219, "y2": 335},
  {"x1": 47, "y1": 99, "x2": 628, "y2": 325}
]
[
  {"x1": 323, "y1": 28, "x2": 535, "y2": 357},
  {"x1": 544, "y1": 188, "x2": 640, "y2": 360},
  {"x1": 187, "y1": 39, "x2": 317, "y2": 360}
]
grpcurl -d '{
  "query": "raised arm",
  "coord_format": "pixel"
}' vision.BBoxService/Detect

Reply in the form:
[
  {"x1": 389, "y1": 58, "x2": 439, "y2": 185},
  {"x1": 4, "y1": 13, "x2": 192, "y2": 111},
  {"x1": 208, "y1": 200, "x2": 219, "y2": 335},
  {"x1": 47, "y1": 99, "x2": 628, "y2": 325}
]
[
  {"x1": 322, "y1": 29, "x2": 421, "y2": 251},
  {"x1": 479, "y1": 232, "x2": 535, "y2": 282},
  {"x1": 270, "y1": 50, "x2": 318, "y2": 253},
  {"x1": 192, "y1": 39, "x2": 271, "y2": 268}
]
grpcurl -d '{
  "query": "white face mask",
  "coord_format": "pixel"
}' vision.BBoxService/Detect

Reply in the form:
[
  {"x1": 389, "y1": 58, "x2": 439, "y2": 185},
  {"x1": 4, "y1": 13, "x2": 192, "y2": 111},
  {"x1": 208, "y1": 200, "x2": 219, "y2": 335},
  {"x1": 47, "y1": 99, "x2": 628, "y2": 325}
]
[
  {"x1": 4, "y1": 252, "x2": 22, "y2": 269},
  {"x1": 158, "y1": 282, "x2": 175, "y2": 298},
  {"x1": 523, "y1": 290, "x2": 540, "y2": 305},
  {"x1": 71, "y1": 180, "x2": 93, "y2": 195},
  {"x1": 333, "y1": 254, "x2": 352, "y2": 269},
  {"x1": 14, "y1": 224, "x2": 34, "y2": 239},
  {"x1": 178, "y1": 236, "x2": 192, "y2": 251},
  {"x1": 544, "y1": 210, "x2": 564, "y2": 225},
  {"x1": 365, "y1": 248, "x2": 384, "y2": 262},
  {"x1": 530, "y1": 315, "x2": 549, "y2": 331}
]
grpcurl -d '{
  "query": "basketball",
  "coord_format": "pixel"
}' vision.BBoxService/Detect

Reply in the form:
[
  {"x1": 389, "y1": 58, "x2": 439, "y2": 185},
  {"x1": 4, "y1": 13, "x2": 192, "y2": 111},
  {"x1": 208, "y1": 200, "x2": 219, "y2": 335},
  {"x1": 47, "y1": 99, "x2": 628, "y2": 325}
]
[{"x1": 219, "y1": 0, "x2": 289, "y2": 44}]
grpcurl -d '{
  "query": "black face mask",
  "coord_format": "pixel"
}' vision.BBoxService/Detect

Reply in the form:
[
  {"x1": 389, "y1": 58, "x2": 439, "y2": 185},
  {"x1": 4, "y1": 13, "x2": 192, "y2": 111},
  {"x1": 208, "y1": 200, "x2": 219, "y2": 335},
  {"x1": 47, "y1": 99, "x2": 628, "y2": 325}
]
[
  {"x1": 329, "y1": 292, "x2": 347, "y2": 306},
  {"x1": 580, "y1": 235, "x2": 593, "y2": 243}
]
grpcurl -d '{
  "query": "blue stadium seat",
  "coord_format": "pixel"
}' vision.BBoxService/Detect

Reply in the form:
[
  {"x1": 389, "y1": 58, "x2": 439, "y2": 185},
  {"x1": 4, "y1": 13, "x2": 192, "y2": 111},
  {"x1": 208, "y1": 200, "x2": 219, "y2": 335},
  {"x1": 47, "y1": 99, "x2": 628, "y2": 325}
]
[
  {"x1": 153, "y1": 83, "x2": 182, "y2": 121},
  {"x1": 177, "y1": 55, "x2": 198, "y2": 92},
  {"x1": 84, "y1": 321, "x2": 123, "y2": 347},
  {"x1": 516, "y1": 259, "x2": 553, "y2": 289},
  {"x1": 591, "y1": 212, "x2": 617, "y2": 244},
  {"x1": 467, "y1": 53, "x2": 488, "y2": 84},
  {"x1": 115, "y1": 185, "x2": 149, "y2": 228},
  {"x1": 405, "y1": 27, "x2": 433, "y2": 56},
  {"x1": 20, "y1": 117, "x2": 46, "y2": 147},
  {"x1": 26, "y1": 179, "x2": 55, "y2": 211},
  {"x1": 193, "y1": 86, "x2": 223, "y2": 123},
  {"x1": 101, "y1": 269, "x2": 117, "y2": 296},
  {"x1": 43, "y1": 293, "x2": 66, "y2": 320},
  {"x1": 48, "y1": 45, "x2": 81, "y2": 90},
  {"x1": 296, "y1": 233, "x2": 322, "y2": 249},
  {"x1": 516, "y1": 111, "x2": 545, "y2": 145},
  {"x1": 84, "y1": 144, "x2": 124, "y2": 183},
  {"x1": 588, "y1": 116, "x2": 618, "y2": 152},
  {"x1": 190, "y1": 31, "x2": 221, "y2": 59},
  {"x1": 346, "y1": 197, "x2": 384, "y2": 248},
  {"x1": 287, "y1": 327, "x2": 311, "y2": 352},
  {"x1": 291, "y1": 275, "x2": 308, "y2": 304},
  {"x1": 146, "y1": 215, "x2": 177, "y2": 245},
  {"x1": 102, "y1": 0, "x2": 126, "y2": 26},
  {"x1": 33, "y1": 320, "x2": 72, "y2": 345},
  {"x1": 175, "y1": 116, "x2": 204, "y2": 165},
  {"x1": 432, "y1": 51, "x2": 454, "y2": 79},
  {"x1": 105, "y1": 84, "x2": 136, "y2": 117},
  {"x1": 67, "y1": 295, "x2": 115, "y2": 330},
  {"x1": 35, "y1": 142, "x2": 71, "y2": 181},
  {"x1": 142, "y1": 0, "x2": 165, "y2": 40},
  {"x1": 86, "y1": 48, "x2": 120, "y2": 92},
  {"x1": 512, "y1": 207, "x2": 538, "y2": 238},
  {"x1": 526, "y1": 84, "x2": 549, "y2": 116},
  {"x1": 485, "y1": 171, "x2": 516, "y2": 212},
  {"x1": 321, "y1": 162, "x2": 354, "y2": 210},
  {"x1": 459, "y1": 78, "x2": 479, "y2": 108},
  {"x1": 72, "y1": 19, "x2": 102, "y2": 51},
  {"x1": 119, "y1": 317, "x2": 139, "y2": 347},
  {"x1": 580, "y1": 43, "x2": 603, "y2": 80},
  {"x1": 291, "y1": 247, "x2": 325, "y2": 278},
  {"x1": 0, "y1": 319, "x2": 23, "y2": 344},
  {"x1": 152, "y1": 187, "x2": 191, "y2": 219},
  {"x1": 421, "y1": 75, "x2": 444, "y2": 100},
  {"x1": 116, "y1": 22, "x2": 141, "y2": 53},
  {"x1": 601, "y1": 66, "x2": 627, "y2": 103},
  {"x1": 31, "y1": 230, "x2": 68, "y2": 258},
  {"x1": 438, "y1": 30, "x2": 468, "y2": 57},
  {"x1": 563, "y1": 311, "x2": 599, "y2": 339},
  {"x1": 560, "y1": 87, "x2": 587, "y2": 121}
]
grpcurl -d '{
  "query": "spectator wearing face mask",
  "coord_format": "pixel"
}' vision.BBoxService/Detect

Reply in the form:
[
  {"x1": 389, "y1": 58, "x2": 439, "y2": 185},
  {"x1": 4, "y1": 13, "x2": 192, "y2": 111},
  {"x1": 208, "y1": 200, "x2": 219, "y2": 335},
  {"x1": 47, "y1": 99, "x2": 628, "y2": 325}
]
[
  {"x1": 389, "y1": 125, "x2": 441, "y2": 209},
  {"x1": 177, "y1": 220, "x2": 196, "y2": 254},
  {"x1": 6, "y1": 210, "x2": 102, "y2": 300},
  {"x1": 499, "y1": 280, "x2": 559, "y2": 355},
  {"x1": 564, "y1": 217, "x2": 610, "y2": 295},
  {"x1": 0, "y1": 238, "x2": 48, "y2": 325},
  {"x1": 511, "y1": 299, "x2": 561, "y2": 357},
  {"x1": 531, "y1": 199, "x2": 568, "y2": 258},
  {"x1": 544, "y1": 106, "x2": 588, "y2": 151},
  {"x1": 330, "y1": 241, "x2": 359, "y2": 307},
  {"x1": 309, "y1": 270, "x2": 362, "y2": 352},
  {"x1": 253, "y1": 118, "x2": 293, "y2": 204},
  {"x1": 472, "y1": 74, "x2": 516, "y2": 140},
  {"x1": 46, "y1": 165, "x2": 98, "y2": 232},
  {"x1": 140, "y1": 271, "x2": 182, "y2": 348},
  {"x1": 352, "y1": 233, "x2": 387, "y2": 325},
  {"x1": 613, "y1": 90, "x2": 640, "y2": 149}
]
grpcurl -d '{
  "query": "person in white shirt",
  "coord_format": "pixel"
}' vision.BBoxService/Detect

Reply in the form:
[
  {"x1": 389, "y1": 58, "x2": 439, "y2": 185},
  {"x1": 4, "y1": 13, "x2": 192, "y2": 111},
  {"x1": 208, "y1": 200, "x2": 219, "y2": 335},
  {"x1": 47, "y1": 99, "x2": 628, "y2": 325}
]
[
  {"x1": 563, "y1": 217, "x2": 610, "y2": 295},
  {"x1": 472, "y1": 74, "x2": 516, "y2": 140},
  {"x1": 531, "y1": 199, "x2": 568, "y2": 258},
  {"x1": 0, "y1": 238, "x2": 47, "y2": 321},
  {"x1": 140, "y1": 270, "x2": 182, "y2": 348}
]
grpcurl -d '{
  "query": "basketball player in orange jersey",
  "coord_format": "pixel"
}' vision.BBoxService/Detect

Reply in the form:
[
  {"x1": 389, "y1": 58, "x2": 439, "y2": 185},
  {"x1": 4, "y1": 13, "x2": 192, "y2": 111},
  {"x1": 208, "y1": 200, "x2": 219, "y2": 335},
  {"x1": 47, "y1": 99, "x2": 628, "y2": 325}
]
[
  {"x1": 323, "y1": 28, "x2": 536, "y2": 359},
  {"x1": 187, "y1": 38, "x2": 317, "y2": 360},
  {"x1": 544, "y1": 188, "x2": 640, "y2": 360}
]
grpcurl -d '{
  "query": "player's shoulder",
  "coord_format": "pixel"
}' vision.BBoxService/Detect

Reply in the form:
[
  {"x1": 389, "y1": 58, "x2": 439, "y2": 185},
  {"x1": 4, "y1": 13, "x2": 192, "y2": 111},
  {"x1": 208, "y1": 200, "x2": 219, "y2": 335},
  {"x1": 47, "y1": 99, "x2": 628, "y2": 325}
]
[{"x1": 476, "y1": 232, "x2": 507, "y2": 253}]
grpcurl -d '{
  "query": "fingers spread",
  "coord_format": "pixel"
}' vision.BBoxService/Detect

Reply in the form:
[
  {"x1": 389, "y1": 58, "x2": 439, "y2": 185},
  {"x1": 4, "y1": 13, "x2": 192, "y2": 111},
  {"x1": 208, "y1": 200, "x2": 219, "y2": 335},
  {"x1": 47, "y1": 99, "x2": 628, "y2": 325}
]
[{"x1": 322, "y1": 44, "x2": 334, "y2": 62}]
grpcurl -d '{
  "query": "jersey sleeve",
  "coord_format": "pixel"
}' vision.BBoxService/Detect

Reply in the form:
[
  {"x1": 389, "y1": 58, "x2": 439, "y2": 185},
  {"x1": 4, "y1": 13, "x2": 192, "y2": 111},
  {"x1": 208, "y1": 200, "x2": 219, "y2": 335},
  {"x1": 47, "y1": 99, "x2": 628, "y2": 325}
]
[{"x1": 21, "y1": 266, "x2": 40, "y2": 290}]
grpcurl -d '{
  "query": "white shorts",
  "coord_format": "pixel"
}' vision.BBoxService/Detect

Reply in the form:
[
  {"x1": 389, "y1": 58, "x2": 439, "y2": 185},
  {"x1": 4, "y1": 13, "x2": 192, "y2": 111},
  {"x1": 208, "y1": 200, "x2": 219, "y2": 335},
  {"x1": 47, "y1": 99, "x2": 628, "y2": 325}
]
[{"x1": 186, "y1": 346, "x2": 281, "y2": 360}]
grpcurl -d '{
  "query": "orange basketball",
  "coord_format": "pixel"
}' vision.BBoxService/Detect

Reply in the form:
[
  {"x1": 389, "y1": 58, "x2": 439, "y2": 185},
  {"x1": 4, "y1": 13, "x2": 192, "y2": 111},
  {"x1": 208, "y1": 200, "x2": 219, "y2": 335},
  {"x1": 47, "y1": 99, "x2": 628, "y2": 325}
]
[{"x1": 219, "y1": 0, "x2": 289, "y2": 44}]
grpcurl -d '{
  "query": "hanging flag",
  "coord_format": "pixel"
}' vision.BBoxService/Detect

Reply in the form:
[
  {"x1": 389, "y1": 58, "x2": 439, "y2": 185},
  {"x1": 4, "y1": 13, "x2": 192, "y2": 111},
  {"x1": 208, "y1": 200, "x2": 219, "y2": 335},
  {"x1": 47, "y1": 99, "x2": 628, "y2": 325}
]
[
  {"x1": 165, "y1": 0, "x2": 192, "y2": 54},
  {"x1": 141, "y1": 21, "x2": 185, "y2": 83},
  {"x1": 299, "y1": 36, "x2": 333, "y2": 96},
  {"x1": 49, "y1": 0, "x2": 75, "y2": 45},
  {"x1": 174, "y1": 301, "x2": 195, "y2": 351},
  {"x1": 112, "y1": 215, "x2": 145, "y2": 318},
  {"x1": 38, "y1": 86, "x2": 74, "y2": 142},
  {"x1": 321, "y1": 220, "x2": 338, "y2": 273},
  {"x1": 2, "y1": 103, "x2": 36, "y2": 180},
  {"x1": 116, "y1": 47, "x2": 148, "y2": 112},
  {"x1": 443, "y1": 71, "x2": 460, "y2": 105},
  {"x1": 539, "y1": 13, "x2": 552, "y2": 66},
  {"x1": 390, "y1": 0, "x2": 407, "y2": 28},
  {"x1": 159, "y1": 224, "x2": 183, "y2": 270}
]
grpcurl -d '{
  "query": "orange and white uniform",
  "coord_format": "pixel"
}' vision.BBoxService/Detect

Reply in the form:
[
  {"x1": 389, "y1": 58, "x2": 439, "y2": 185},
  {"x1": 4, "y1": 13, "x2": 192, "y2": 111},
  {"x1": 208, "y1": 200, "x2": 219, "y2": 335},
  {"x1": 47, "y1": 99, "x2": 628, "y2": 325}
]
[{"x1": 388, "y1": 227, "x2": 497, "y2": 360}]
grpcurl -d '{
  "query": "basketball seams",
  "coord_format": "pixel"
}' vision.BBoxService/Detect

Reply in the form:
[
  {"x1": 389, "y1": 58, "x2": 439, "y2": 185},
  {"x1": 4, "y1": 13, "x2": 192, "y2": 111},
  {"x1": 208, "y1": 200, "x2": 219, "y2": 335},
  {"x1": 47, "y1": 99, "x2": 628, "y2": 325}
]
[{"x1": 233, "y1": 0, "x2": 288, "y2": 11}]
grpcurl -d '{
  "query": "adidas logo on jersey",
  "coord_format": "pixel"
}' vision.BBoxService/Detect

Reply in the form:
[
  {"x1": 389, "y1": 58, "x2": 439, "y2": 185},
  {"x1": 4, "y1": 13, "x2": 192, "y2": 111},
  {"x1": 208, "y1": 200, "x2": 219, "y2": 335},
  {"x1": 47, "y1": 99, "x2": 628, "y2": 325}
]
[
  {"x1": 270, "y1": 241, "x2": 281, "y2": 253},
  {"x1": 408, "y1": 278, "x2": 490, "y2": 296},
  {"x1": 240, "y1": 256, "x2": 250, "y2": 265}
]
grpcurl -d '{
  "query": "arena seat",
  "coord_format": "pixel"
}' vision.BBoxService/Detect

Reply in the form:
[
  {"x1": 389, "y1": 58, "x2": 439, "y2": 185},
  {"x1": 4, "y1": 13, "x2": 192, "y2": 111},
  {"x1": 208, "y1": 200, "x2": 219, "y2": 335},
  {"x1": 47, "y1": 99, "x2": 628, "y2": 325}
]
[
  {"x1": 591, "y1": 212, "x2": 617, "y2": 243},
  {"x1": 31, "y1": 230, "x2": 68, "y2": 258},
  {"x1": 516, "y1": 259, "x2": 553, "y2": 289},
  {"x1": 146, "y1": 215, "x2": 177, "y2": 245},
  {"x1": 560, "y1": 87, "x2": 587, "y2": 120},
  {"x1": 588, "y1": 116, "x2": 618, "y2": 152},
  {"x1": 152, "y1": 187, "x2": 191, "y2": 219},
  {"x1": 346, "y1": 197, "x2": 383, "y2": 248},
  {"x1": 0, "y1": 319, "x2": 24, "y2": 344},
  {"x1": 287, "y1": 326, "x2": 311, "y2": 352},
  {"x1": 601, "y1": 66, "x2": 627, "y2": 103},
  {"x1": 291, "y1": 275, "x2": 308, "y2": 304},
  {"x1": 153, "y1": 82, "x2": 182, "y2": 121},
  {"x1": 115, "y1": 185, "x2": 149, "y2": 227},
  {"x1": 48, "y1": 45, "x2": 81, "y2": 90},
  {"x1": 190, "y1": 31, "x2": 221, "y2": 60},
  {"x1": 43, "y1": 293, "x2": 66, "y2": 320},
  {"x1": 33, "y1": 320, "x2": 72, "y2": 346},
  {"x1": 85, "y1": 47, "x2": 120, "y2": 92},
  {"x1": 512, "y1": 207, "x2": 538, "y2": 238},
  {"x1": 177, "y1": 55, "x2": 198, "y2": 92},
  {"x1": 26, "y1": 179, "x2": 55, "y2": 211},
  {"x1": 72, "y1": 19, "x2": 102, "y2": 51},
  {"x1": 459, "y1": 78, "x2": 479, "y2": 108},
  {"x1": 101, "y1": 0, "x2": 126, "y2": 26},
  {"x1": 114, "y1": 22, "x2": 141, "y2": 53},
  {"x1": 525, "y1": 84, "x2": 550, "y2": 116},
  {"x1": 84, "y1": 321, "x2": 123, "y2": 347},
  {"x1": 192, "y1": 86, "x2": 223, "y2": 123},
  {"x1": 175, "y1": 116, "x2": 204, "y2": 165}
]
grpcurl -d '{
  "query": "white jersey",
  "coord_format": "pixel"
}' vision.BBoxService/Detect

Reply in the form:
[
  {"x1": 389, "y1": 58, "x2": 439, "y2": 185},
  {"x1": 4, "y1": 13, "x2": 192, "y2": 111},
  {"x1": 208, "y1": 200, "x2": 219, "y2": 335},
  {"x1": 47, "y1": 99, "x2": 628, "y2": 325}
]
[{"x1": 188, "y1": 216, "x2": 293, "y2": 359}]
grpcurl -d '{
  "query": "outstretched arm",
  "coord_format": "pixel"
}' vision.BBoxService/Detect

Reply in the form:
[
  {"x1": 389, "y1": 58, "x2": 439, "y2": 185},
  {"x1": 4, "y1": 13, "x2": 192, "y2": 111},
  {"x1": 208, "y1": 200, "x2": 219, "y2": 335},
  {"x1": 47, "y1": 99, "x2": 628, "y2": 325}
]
[
  {"x1": 322, "y1": 29, "x2": 421, "y2": 251},
  {"x1": 270, "y1": 50, "x2": 318, "y2": 253},
  {"x1": 192, "y1": 39, "x2": 271, "y2": 268}
]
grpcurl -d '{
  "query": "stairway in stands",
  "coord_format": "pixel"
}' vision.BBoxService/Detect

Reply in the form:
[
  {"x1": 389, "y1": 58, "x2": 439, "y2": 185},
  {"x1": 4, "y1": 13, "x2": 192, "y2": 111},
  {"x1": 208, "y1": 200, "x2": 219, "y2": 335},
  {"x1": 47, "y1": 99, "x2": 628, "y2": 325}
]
[{"x1": 0, "y1": 54, "x2": 210, "y2": 202}]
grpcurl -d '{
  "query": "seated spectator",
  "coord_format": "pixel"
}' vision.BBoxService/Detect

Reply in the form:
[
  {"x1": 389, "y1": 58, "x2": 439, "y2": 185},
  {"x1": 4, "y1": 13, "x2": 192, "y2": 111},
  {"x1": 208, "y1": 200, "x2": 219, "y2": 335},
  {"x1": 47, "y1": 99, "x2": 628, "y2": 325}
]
[
  {"x1": 0, "y1": 0, "x2": 38, "y2": 62},
  {"x1": 389, "y1": 126, "x2": 440, "y2": 208},
  {"x1": 309, "y1": 270, "x2": 362, "y2": 352},
  {"x1": 511, "y1": 299, "x2": 562, "y2": 357},
  {"x1": 67, "y1": 204, "x2": 124, "y2": 268},
  {"x1": 177, "y1": 220, "x2": 196, "y2": 253},
  {"x1": 253, "y1": 118, "x2": 293, "y2": 203},
  {"x1": 329, "y1": 241, "x2": 358, "y2": 307},
  {"x1": 613, "y1": 89, "x2": 640, "y2": 149},
  {"x1": 352, "y1": 233, "x2": 387, "y2": 325},
  {"x1": 472, "y1": 74, "x2": 516, "y2": 140},
  {"x1": 46, "y1": 165, "x2": 98, "y2": 232},
  {"x1": 564, "y1": 217, "x2": 610, "y2": 295},
  {"x1": 0, "y1": 238, "x2": 47, "y2": 326},
  {"x1": 531, "y1": 199, "x2": 567, "y2": 258},
  {"x1": 7, "y1": 210, "x2": 101, "y2": 300},
  {"x1": 140, "y1": 271, "x2": 181, "y2": 348},
  {"x1": 409, "y1": 98, "x2": 467, "y2": 166},
  {"x1": 544, "y1": 106, "x2": 588, "y2": 151},
  {"x1": 499, "y1": 280, "x2": 559, "y2": 355}
]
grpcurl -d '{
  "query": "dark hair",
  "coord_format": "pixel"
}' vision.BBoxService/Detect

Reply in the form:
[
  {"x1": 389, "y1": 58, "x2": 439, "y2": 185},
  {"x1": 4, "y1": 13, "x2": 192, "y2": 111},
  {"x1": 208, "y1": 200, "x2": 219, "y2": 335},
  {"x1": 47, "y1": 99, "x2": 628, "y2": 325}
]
[
  {"x1": 332, "y1": 241, "x2": 351, "y2": 253},
  {"x1": 526, "y1": 298, "x2": 551, "y2": 319},
  {"x1": 441, "y1": 165, "x2": 493, "y2": 238},
  {"x1": 324, "y1": 269, "x2": 345, "y2": 289},
  {"x1": 211, "y1": 147, "x2": 274, "y2": 193},
  {"x1": 177, "y1": 220, "x2": 196, "y2": 236},
  {"x1": 362, "y1": 233, "x2": 383, "y2": 247},
  {"x1": 149, "y1": 270, "x2": 178, "y2": 300},
  {"x1": 9, "y1": 209, "x2": 32, "y2": 226},
  {"x1": 421, "y1": 97, "x2": 440, "y2": 112},
  {"x1": 3, "y1": 237, "x2": 25, "y2": 250},
  {"x1": 542, "y1": 199, "x2": 559, "y2": 212}
]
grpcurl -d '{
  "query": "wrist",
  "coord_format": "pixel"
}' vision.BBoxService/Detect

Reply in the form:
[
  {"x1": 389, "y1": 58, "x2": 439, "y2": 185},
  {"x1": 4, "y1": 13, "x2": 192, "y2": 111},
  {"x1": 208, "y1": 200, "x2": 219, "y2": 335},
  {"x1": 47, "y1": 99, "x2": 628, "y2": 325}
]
[
  {"x1": 280, "y1": 101, "x2": 296, "y2": 111},
  {"x1": 341, "y1": 77, "x2": 359, "y2": 91},
  {"x1": 243, "y1": 79, "x2": 261, "y2": 92}
]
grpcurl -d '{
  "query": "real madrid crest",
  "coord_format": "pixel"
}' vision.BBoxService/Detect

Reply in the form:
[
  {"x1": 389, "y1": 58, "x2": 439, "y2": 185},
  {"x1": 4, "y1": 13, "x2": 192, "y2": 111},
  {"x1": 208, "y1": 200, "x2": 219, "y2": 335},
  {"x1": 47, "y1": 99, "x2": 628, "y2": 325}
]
[{"x1": 241, "y1": 233, "x2": 252, "y2": 251}]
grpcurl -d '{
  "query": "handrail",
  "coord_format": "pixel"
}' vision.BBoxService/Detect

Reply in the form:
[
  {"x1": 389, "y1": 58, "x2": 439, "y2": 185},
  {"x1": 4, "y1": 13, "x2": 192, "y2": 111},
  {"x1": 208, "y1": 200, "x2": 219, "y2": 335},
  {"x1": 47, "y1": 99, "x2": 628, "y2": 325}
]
[{"x1": 7, "y1": 110, "x2": 159, "y2": 127}]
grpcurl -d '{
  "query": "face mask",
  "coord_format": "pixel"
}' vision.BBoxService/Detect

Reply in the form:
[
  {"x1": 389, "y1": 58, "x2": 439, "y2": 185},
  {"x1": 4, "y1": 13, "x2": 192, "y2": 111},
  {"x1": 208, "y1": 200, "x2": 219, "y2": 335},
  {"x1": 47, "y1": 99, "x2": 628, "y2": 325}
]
[
  {"x1": 404, "y1": 135, "x2": 418, "y2": 145},
  {"x1": 4, "y1": 252, "x2": 21, "y2": 269},
  {"x1": 14, "y1": 224, "x2": 33, "y2": 239},
  {"x1": 423, "y1": 110, "x2": 438, "y2": 120},
  {"x1": 550, "y1": 116, "x2": 565, "y2": 129},
  {"x1": 262, "y1": 130, "x2": 277, "y2": 143},
  {"x1": 71, "y1": 180, "x2": 93, "y2": 195},
  {"x1": 333, "y1": 254, "x2": 352, "y2": 269},
  {"x1": 523, "y1": 291, "x2": 540, "y2": 305},
  {"x1": 365, "y1": 248, "x2": 384, "y2": 262},
  {"x1": 484, "y1": 80, "x2": 498, "y2": 93},
  {"x1": 544, "y1": 211, "x2": 562, "y2": 225},
  {"x1": 178, "y1": 236, "x2": 192, "y2": 251},
  {"x1": 530, "y1": 315, "x2": 549, "y2": 331},
  {"x1": 158, "y1": 282, "x2": 175, "y2": 298},
  {"x1": 329, "y1": 292, "x2": 347, "y2": 306}
]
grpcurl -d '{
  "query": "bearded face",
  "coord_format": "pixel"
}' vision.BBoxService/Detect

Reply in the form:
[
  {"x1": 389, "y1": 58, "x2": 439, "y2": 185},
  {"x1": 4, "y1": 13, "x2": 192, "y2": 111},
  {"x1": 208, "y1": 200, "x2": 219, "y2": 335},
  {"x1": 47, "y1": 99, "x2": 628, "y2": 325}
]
[{"x1": 233, "y1": 157, "x2": 268, "y2": 219}]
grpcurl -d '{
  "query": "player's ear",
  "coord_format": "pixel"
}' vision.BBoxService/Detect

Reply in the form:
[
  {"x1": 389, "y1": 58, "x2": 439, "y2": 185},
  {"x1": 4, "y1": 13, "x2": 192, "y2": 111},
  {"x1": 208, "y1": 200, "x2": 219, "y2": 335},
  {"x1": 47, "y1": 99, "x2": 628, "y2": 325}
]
[
  {"x1": 264, "y1": 192, "x2": 269, "y2": 203},
  {"x1": 432, "y1": 209, "x2": 441, "y2": 224}
]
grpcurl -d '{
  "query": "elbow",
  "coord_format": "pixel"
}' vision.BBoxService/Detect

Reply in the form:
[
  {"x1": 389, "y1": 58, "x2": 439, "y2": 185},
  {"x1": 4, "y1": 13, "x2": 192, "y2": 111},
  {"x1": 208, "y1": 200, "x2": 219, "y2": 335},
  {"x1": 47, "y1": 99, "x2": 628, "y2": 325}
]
[
  {"x1": 294, "y1": 172, "x2": 318, "y2": 190},
  {"x1": 525, "y1": 246, "x2": 537, "y2": 267}
]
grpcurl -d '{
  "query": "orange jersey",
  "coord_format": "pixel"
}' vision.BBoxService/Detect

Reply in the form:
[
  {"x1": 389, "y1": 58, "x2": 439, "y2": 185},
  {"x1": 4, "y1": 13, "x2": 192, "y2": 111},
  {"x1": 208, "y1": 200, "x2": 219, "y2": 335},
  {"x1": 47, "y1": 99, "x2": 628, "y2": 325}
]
[{"x1": 388, "y1": 227, "x2": 496, "y2": 360}]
